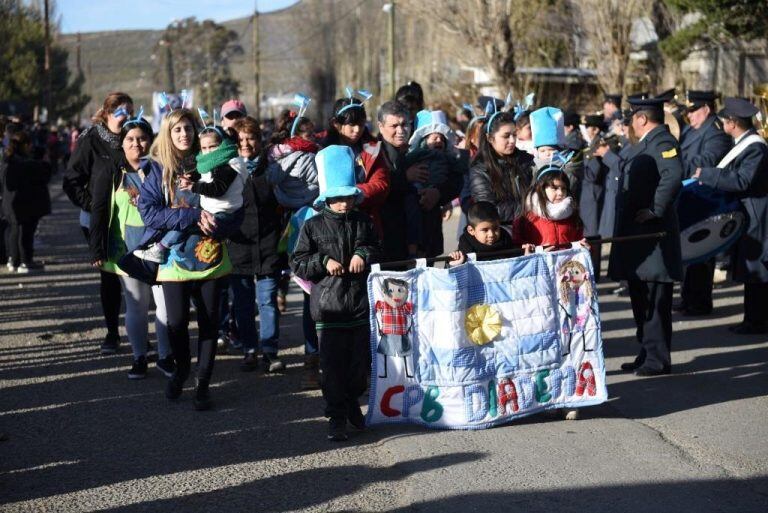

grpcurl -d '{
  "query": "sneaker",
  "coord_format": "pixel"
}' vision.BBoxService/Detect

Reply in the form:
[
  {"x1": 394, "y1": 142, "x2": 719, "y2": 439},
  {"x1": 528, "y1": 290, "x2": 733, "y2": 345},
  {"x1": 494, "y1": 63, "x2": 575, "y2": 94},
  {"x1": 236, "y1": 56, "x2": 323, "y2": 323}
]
[
  {"x1": 165, "y1": 376, "x2": 184, "y2": 400},
  {"x1": 100, "y1": 333, "x2": 120, "y2": 355},
  {"x1": 6, "y1": 259, "x2": 16, "y2": 272},
  {"x1": 156, "y1": 356, "x2": 176, "y2": 378},
  {"x1": 348, "y1": 403, "x2": 366, "y2": 430},
  {"x1": 263, "y1": 353, "x2": 285, "y2": 373},
  {"x1": 216, "y1": 332, "x2": 229, "y2": 349},
  {"x1": 563, "y1": 408, "x2": 579, "y2": 421},
  {"x1": 301, "y1": 355, "x2": 321, "y2": 390},
  {"x1": 16, "y1": 263, "x2": 29, "y2": 274},
  {"x1": 146, "y1": 342, "x2": 158, "y2": 362},
  {"x1": 133, "y1": 244, "x2": 167, "y2": 264},
  {"x1": 128, "y1": 356, "x2": 148, "y2": 380},
  {"x1": 327, "y1": 418, "x2": 348, "y2": 442},
  {"x1": 241, "y1": 351, "x2": 259, "y2": 372}
]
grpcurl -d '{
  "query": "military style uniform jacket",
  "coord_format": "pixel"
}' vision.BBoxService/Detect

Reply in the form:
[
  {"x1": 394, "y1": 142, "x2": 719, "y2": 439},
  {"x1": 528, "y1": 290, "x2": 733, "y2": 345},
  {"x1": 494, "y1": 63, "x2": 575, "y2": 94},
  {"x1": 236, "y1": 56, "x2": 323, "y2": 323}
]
[
  {"x1": 679, "y1": 115, "x2": 732, "y2": 178},
  {"x1": 608, "y1": 124, "x2": 683, "y2": 283},
  {"x1": 699, "y1": 130, "x2": 768, "y2": 283}
]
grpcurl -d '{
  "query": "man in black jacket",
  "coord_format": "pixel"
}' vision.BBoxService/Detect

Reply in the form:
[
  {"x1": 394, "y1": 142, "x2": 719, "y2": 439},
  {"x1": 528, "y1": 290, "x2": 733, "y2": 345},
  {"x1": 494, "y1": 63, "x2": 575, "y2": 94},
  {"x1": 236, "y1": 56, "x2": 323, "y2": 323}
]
[
  {"x1": 608, "y1": 97, "x2": 683, "y2": 376},
  {"x1": 677, "y1": 91, "x2": 733, "y2": 316},
  {"x1": 693, "y1": 97, "x2": 768, "y2": 334}
]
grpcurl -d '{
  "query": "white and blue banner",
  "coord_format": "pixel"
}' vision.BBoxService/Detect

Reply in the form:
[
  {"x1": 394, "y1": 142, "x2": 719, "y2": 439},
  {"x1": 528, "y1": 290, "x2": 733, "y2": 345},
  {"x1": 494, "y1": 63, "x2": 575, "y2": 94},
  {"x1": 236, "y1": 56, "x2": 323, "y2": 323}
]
[{"x1": 366, "y1": 248, "x2": 608, "y2": 429}]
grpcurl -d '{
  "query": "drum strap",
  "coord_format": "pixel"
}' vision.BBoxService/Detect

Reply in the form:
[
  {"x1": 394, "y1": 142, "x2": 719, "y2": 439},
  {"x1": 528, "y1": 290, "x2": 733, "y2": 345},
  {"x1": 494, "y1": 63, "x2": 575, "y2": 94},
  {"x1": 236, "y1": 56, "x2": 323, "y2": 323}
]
[{"x1": 717, "y1": 134, "x2": 767, "y2": 169}]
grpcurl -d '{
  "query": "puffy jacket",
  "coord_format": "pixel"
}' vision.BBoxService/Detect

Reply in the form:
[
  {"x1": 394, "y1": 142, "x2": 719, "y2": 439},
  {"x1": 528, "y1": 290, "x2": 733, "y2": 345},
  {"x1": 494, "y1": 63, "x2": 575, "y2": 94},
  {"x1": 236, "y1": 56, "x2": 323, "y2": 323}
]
[
  {"x1": 228, "y1": 158, "x2": 282, "y2": 276},
  {"x1": 1, "y1": 155, "x2": 52, "y2": 223},
  {"x1": 63, "y1": 125, "x2": 123, "y2": 211},
  {"x1": 355, "y1": 142, "x2": 390, "y2": 235},
  {"x1": 291, "y1": 208, "x2": 381, "y2": 323},
  {"x1": 266, "y1": 149, "x2": 319, "y2": 209},
  {"x1": 469, "y1": 152, "x2": 533, "y2": 224},
  {"x1": 514, "y1": 211, "x2": 583, "y2": 247}
]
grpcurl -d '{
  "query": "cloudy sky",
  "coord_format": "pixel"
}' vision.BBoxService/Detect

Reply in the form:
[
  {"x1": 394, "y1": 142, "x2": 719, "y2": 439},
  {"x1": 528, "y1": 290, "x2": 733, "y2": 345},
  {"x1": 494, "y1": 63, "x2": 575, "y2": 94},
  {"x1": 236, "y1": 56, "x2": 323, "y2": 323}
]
[{"x1": 58, "y1": 0, "x2": 298, "y2": 33}]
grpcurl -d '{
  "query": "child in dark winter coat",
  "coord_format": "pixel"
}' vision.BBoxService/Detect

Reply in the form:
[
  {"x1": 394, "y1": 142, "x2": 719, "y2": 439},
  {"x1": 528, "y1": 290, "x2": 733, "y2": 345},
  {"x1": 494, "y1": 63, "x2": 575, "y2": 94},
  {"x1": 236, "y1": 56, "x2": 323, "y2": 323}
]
[
  {"x1": 267, "y1": 109, "x2": 319, "y2": 209},
  {"x1": 448, "y1": 201, "x2": 533, "y2": 265},
  {"x1": 291, "y1": 145, "x2": 381, "y2": 442},
  {"x1": 134, "y1": 127, "x2": 245, "y2": 263}
]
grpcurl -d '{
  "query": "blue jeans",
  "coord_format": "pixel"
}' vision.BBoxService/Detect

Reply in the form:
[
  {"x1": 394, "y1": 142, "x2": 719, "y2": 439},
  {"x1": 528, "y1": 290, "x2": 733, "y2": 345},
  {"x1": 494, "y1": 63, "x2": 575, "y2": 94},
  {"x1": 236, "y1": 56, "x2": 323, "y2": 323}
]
[{"x1": 230, "y1": 273, "x2": 280, "y2": 354}]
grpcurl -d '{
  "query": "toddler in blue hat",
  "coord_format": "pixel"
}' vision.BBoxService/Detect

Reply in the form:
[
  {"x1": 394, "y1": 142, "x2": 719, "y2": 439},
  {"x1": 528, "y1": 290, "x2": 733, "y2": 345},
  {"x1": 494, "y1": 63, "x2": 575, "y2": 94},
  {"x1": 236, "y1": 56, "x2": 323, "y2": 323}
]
[{"x1": 291, "y1": 145, "x2": 382, "y2": 441}]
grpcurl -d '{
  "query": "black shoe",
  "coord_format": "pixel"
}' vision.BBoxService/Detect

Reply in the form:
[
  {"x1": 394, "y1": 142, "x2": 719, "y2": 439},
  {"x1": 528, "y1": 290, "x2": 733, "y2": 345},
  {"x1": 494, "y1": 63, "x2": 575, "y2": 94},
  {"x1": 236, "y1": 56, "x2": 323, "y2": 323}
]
[
  {"x1": 620, "y1": 360, "x2": 642, "y2": 372},
  {"x1": 165, "y1": 377, "x2": 184, "y2": 400},
  {"x1": 681, "y1": 306, "x2": 712, "y2": 317},
  {"x1": 100, "y1": 333, "x2": 120, "y2": 355},
  {"x1": 156, "y1": 356, "x2": 175, "y2": 378},
  {"x1": 146, "y1": 342, "x2": 158, "y2": 362},
  {"x1": 634, "y1": 365, "x2": 671, "y2": 377},
  {"x1": 128, "y1": 356, "x2": 147, "y2": 380},
  {"x1": 327, "y1": 418, "x2": 348, "y2": 442},
  {"x1": 193, "y1": 382, "x2": 212, "y2": 411},
  {"x1": 348, "y1": 403, "x2": 366, "y2": 430},
  {"x1": 263, "y1": 353, "x2": 285, "y2": 373},
  {"x1": 728, "y1": 322, "x2": 768, "y2": 335},
  {"x1": 241, "y1": 351, "x2": 259, "y2": 372}
]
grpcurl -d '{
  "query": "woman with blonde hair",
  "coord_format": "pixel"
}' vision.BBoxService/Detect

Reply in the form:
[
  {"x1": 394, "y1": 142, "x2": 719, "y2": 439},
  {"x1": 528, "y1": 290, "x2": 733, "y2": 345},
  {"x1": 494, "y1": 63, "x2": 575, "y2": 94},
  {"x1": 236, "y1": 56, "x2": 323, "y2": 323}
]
[
  {"x1": 63, "y1": 91, "x2": 133, "y2": 355},
  {"x1": 138, "y1": 108, "x2": 237, "y2": 410}
]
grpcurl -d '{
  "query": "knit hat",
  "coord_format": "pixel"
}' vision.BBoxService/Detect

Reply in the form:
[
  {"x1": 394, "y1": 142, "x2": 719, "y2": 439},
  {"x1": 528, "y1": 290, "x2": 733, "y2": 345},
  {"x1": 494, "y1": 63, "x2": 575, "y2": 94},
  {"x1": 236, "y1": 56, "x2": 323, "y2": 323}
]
[
  {"x1": 408, "y1": 110, "x2": 455, "y2": 150},
  {"x1": 530, "y1": 107, "x2": 565, "y2": 149},
  {"x1": 313, "y1": 145, "x2": 362, "y2": 207}
]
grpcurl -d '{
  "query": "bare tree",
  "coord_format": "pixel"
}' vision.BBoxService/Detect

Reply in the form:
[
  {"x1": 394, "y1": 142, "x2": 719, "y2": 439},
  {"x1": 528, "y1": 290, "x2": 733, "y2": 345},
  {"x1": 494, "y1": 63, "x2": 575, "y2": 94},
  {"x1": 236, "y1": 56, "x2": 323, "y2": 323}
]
[{"x1": 573, "y1": 0, "x2": 653, "y2": 95}]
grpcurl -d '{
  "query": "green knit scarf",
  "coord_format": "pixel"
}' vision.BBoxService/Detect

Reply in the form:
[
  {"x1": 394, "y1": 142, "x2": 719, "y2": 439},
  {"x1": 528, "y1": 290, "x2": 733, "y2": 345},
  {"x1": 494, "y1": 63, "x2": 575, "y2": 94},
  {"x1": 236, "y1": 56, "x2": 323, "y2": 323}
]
[{"x1": 195, "y1": 138, "x2": 239, "y2": 174}]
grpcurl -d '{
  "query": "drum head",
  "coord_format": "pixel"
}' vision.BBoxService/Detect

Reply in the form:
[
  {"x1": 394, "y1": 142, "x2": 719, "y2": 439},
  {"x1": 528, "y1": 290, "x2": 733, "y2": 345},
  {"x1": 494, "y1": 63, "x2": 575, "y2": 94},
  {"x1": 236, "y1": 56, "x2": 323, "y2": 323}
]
[{"x1": 680, "y1": 211, "x2": 746, "y2": 264}]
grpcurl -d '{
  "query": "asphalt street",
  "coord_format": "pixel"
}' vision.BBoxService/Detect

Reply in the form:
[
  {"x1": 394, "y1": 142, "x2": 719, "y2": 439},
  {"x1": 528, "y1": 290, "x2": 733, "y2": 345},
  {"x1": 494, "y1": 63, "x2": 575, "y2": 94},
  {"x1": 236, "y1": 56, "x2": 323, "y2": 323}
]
[{"x1": 0, "y1": 188, "x2": 766, "y2": 512}]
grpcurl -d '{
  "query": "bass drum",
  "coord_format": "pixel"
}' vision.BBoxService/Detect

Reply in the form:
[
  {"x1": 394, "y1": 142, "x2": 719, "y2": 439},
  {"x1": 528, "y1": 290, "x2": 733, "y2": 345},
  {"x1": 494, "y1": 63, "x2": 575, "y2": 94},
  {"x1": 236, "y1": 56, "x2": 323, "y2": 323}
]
[{"x1": 677, "y1": 179, "x2": 746, "y2": 265}]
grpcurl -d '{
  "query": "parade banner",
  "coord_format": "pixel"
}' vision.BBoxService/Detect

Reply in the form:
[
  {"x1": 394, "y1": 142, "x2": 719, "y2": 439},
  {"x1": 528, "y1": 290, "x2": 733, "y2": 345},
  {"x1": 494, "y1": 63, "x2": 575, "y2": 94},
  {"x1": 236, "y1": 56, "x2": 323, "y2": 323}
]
[{"x1": 366, "y1": 248, "x2": 608, "y2": 429}]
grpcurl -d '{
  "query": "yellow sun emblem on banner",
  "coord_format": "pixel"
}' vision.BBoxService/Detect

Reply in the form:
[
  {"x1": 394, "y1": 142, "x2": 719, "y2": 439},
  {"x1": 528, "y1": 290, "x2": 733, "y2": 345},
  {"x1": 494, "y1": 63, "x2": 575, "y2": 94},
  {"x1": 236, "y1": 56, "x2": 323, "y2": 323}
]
[
  {"x1": 465, "y1": 304, "x2": 502, "y2": 345},
  {"x1": 194, "y1": 237, "x2": 221, "y2": 264}
]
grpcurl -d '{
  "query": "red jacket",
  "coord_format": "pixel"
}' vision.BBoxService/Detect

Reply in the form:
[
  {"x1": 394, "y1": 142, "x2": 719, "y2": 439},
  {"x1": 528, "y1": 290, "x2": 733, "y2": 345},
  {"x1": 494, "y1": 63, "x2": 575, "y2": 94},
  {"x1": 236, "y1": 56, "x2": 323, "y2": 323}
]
[
  {"x1": 514, "y1": 211, "x2": 583, "y2": 247},
  {"x1": 357, "y1": 141, "x2": 390, "y2": 235}
]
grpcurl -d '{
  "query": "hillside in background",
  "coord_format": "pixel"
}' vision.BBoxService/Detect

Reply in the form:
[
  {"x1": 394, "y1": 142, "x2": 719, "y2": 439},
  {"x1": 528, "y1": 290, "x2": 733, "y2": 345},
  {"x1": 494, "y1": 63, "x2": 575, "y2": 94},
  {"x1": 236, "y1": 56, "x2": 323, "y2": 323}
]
[{"x1": 58, "y1": 6, "x2": 305, "y2": 120}]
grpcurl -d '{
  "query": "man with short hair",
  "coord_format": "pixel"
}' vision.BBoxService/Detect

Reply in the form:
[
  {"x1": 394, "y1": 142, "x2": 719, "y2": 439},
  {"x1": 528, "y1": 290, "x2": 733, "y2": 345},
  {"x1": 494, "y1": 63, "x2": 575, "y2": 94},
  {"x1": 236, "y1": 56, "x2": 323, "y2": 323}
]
[
  {"x1": 676, "y1": 90, "x2": 733, "y2": 316},
  {"x1": 608, "y1": 97, "x2": 683, "y2": 376},
  {"x1": 692, "y1": 97, "x2": 768, "y2": 334},
  {"x1": 221, "y1": 99, "x2": 247, "y2": 129}
]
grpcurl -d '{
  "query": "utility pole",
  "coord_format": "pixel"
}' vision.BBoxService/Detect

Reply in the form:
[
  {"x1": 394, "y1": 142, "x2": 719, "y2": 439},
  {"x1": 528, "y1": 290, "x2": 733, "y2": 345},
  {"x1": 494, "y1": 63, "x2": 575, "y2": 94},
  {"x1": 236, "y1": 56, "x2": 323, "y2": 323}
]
[
  {"x1": 43, "y1": 0, "x2": 52, "y2": 122},
  {"x1": 252, "y1": 1, "x2": 261, "y2": 119},
  {"x1": 385, "y1": 1, "x2": 396, "y2": 98},
  {"x1": 206, "y1": 39, "x2": 213, "y2": 113},
  {"x1": 76, "y1": 32, "x2": 82, "y2": 125}
]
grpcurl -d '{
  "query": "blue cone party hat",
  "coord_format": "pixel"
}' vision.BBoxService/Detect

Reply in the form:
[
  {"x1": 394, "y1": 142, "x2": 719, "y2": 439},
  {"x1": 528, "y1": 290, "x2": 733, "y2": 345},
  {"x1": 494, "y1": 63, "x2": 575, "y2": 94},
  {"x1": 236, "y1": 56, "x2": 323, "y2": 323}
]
[
  {"x1": 530, "y1": 107, "x2": 565, "y2": 149},
  {"x1": 313, "y1": 145, "x2": 362, "y2": 208},
  {"x1": 409, "y1": 110, "x2": 455, "y2": 150}
]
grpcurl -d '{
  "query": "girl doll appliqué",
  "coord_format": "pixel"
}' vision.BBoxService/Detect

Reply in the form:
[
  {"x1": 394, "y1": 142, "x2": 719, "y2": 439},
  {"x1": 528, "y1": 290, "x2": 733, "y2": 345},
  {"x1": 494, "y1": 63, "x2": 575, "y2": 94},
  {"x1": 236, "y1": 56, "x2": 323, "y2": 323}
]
[{"x1": 558, "y1": 259, "x2": 596, "y2": 356}]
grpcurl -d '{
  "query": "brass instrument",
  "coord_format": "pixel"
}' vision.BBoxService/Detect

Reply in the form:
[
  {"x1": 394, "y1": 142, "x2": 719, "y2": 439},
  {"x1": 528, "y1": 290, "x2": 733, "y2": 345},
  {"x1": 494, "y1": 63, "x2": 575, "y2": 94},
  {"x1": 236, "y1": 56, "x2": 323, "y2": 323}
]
[
  {"x1": 584, "y1": 133, "x2": 621, "y2": 160},
  {"x1": 753, "y1": 83, "x2": 768, "y2": 138}
]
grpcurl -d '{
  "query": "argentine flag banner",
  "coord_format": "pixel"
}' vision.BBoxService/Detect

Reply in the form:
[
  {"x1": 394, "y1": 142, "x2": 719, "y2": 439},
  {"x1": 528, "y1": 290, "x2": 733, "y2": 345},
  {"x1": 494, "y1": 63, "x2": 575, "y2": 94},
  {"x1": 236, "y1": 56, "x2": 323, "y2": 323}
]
[{"x1": 366, "y1": 248, "x2": 608, "y2": 429}]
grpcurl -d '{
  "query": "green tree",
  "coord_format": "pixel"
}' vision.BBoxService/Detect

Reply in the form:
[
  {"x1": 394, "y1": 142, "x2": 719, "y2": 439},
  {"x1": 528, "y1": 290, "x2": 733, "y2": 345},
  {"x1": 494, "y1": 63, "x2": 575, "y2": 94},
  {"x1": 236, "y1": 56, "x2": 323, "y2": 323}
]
[
  {"x1": 154, "y1": 17, "x2": 243, "y2": 111},
  {"x1": 660, "y1": 0, "x2": 768, "y2": 62},
  {"x1": 0, "y1": 0, "x2": 89, "y2": 120}
]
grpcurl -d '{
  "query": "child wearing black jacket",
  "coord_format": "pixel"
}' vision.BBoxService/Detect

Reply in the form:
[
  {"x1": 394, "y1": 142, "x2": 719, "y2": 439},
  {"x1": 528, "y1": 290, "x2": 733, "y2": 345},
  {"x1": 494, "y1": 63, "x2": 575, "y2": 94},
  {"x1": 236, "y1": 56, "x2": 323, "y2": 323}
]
[
  {"x1": 291, "y1": 145, "x2": 381, "y2": 442},
  {"x1": 449, "y1": 201, "x2": 533, "y2": 265}
]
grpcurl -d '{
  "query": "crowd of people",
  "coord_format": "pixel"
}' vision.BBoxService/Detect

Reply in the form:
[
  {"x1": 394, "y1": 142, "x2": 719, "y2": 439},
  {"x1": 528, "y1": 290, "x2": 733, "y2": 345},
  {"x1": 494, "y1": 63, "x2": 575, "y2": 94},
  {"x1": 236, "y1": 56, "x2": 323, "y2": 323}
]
[{"x1": 3, "y1": 79, "x2": 766, "y2": 441}]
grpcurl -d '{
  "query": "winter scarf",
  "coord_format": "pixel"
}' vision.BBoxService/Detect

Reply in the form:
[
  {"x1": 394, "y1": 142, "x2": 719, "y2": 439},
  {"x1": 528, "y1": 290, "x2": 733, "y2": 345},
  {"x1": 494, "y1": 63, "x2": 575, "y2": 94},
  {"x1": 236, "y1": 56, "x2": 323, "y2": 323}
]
[
  {"x1": 528, "y1": 193, "x2": 574, "y2": 221},
  {"x1": 195, "y1": 139, "x2": 239, "y2": 174},
  {"x1": 94, "y1": 123, "x2": 121, "y2": 150}
]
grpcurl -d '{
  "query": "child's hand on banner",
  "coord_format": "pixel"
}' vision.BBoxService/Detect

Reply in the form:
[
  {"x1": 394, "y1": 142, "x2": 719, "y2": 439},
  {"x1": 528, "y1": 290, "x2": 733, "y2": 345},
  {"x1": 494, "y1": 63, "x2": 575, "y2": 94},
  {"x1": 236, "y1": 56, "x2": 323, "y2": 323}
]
[
  {"x1": 448, "y1": 251, "x2": 465, "y2": 266},
  {"x1": 349, "y1": 255, "x2": 365, "y2": 273}
]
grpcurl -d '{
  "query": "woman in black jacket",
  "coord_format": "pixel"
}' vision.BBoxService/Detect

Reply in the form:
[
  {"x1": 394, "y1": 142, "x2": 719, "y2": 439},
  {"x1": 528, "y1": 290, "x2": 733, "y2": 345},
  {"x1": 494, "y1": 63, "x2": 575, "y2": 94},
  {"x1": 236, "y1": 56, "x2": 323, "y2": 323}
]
[
  {"x1": 469, "y1": 111, "x2": 533, "y2": 225},
  {"x1": 62, "y1": 92, "x2": 133, "y2": 355},
  {"x1": 227, "y1": 116, "x2": 284, "y2": 372},
  {"x1": 1, "y1": 131, "x2": 51, "y2": 273}
]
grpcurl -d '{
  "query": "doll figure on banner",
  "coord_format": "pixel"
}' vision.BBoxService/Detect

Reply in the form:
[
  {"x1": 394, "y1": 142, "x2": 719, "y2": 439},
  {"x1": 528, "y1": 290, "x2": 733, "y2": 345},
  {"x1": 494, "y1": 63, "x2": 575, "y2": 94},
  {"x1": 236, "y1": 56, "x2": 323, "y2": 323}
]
[
  {"x1": 375, "y1": 278, "x2": 415, "y2": 379},
  {"x1": 558, "y1": 259, "x2": 596, "y2": 356}
]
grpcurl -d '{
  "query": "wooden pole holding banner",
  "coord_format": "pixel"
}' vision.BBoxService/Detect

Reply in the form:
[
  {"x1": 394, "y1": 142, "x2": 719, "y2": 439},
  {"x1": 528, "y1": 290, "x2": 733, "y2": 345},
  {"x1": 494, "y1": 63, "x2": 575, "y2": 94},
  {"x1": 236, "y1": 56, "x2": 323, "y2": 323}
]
[{"x1": 377, "y1": 232, "x2": 668, "y2": 270}]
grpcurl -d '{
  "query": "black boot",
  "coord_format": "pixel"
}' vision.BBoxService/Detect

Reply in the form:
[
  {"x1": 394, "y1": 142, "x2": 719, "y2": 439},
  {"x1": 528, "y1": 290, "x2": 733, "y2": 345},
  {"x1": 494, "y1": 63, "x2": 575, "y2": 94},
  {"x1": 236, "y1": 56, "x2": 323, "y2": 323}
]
[{"x1": 193, "y1": 379, "x2": 213, "y2": 411}]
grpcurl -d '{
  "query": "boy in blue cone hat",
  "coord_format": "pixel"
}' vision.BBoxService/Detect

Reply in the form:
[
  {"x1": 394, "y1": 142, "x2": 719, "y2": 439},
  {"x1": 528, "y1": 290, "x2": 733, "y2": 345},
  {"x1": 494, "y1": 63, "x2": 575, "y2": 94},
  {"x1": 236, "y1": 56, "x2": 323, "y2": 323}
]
[{"x1": 292, "y1": 145, "x2": 382, "y2": 442}]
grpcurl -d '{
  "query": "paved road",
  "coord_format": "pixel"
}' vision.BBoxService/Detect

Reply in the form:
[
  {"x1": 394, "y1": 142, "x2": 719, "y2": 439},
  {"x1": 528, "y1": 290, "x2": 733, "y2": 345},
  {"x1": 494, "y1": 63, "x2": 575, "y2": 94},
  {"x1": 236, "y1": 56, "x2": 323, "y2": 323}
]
[{"x1": 1, "y1": 190, "x2": 767, "y2": 512}]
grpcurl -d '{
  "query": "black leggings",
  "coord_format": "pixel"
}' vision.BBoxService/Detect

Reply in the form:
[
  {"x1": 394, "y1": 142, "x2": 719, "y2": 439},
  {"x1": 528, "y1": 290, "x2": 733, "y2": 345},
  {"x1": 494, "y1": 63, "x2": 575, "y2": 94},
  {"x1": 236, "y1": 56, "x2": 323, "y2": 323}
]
[
  {"x1": 81, "y1": 226, "x2": 121, "y2": 337},
  {"x1": 162, "y1": 278, "x2": 224, "y2": 383},
  {"x1": 7, "y1": 218, "x2": 39, "y2": 266}
]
